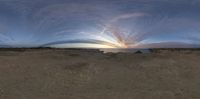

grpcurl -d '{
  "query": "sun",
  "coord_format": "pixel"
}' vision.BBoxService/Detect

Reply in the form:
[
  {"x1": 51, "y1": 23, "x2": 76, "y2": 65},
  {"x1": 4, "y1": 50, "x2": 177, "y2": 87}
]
[{"x1": 95, "y1": 27, "x2": 129, "y2": 49}]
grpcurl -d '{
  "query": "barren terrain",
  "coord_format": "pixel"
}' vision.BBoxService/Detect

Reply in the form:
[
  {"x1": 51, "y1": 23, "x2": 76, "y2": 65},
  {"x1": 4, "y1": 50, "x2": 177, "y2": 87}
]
[{"x1": 0, "y1": 49, "x2": 200, "y2": 99}]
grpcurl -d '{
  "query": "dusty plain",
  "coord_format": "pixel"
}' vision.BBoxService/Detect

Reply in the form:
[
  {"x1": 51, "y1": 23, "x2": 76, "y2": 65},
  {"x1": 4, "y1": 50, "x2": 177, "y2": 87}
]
[{"x1": 0, "y1": 48, "x2": 200, "y2": 99}]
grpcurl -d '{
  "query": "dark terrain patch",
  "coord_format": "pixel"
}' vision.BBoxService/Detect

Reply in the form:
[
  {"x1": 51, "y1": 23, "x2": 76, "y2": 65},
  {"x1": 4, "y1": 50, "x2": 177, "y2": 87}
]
[{"x1": 69, "y1": 53, "x2": 81, "y2": 57}]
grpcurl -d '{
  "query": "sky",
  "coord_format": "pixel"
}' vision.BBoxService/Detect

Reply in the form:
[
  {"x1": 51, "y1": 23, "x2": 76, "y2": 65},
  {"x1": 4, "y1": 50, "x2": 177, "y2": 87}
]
[{"x1": 0, "y1": 0, "x2": 200, "y2": 48}]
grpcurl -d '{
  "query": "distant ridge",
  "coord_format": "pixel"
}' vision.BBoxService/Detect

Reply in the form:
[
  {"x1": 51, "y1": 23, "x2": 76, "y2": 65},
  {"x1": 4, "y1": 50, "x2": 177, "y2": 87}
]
[{"x1": 0, "y1": 47, "x2": 199, "y2": 54}]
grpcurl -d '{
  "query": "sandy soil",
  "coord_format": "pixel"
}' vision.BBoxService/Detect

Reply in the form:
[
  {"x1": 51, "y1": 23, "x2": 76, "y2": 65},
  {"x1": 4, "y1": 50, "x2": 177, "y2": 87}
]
[{"x1": 0, "y1": 49, "x2": 200, "y2": 99}]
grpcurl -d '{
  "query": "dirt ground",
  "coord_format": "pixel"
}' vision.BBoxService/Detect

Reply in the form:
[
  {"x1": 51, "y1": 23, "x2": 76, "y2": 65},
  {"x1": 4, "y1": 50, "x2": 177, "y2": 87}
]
[{"x1": 0, "y1": 49, "x2": 200, "y2": 99}]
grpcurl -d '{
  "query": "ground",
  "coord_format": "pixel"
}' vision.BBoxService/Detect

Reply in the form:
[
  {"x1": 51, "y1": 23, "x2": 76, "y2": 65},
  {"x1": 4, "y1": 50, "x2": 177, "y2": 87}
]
[{"x1": 0, "y1": 49, "x2": 200, "y2": 99}]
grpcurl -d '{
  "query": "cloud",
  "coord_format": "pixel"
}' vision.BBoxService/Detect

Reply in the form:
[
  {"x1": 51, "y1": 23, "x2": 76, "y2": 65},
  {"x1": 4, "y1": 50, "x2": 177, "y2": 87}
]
[
  {"x1": 135, "y1": 42, "x2": 200, "y2": 48},
  {"x1": 109, "y1": 13, "x2": 149, "y2": 24}
]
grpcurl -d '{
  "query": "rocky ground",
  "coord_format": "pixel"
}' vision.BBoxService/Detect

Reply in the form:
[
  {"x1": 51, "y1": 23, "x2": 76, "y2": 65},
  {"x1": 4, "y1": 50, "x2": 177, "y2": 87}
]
[{"x1": 0, "y1": 49, "x2": 200, "y2": 99}]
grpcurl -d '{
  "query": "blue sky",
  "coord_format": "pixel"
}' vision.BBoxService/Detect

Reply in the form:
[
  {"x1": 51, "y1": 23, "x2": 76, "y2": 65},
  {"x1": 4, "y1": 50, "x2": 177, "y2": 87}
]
[{"x1": 0, "y1": 0, "x2": 200, "y2": 48}]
